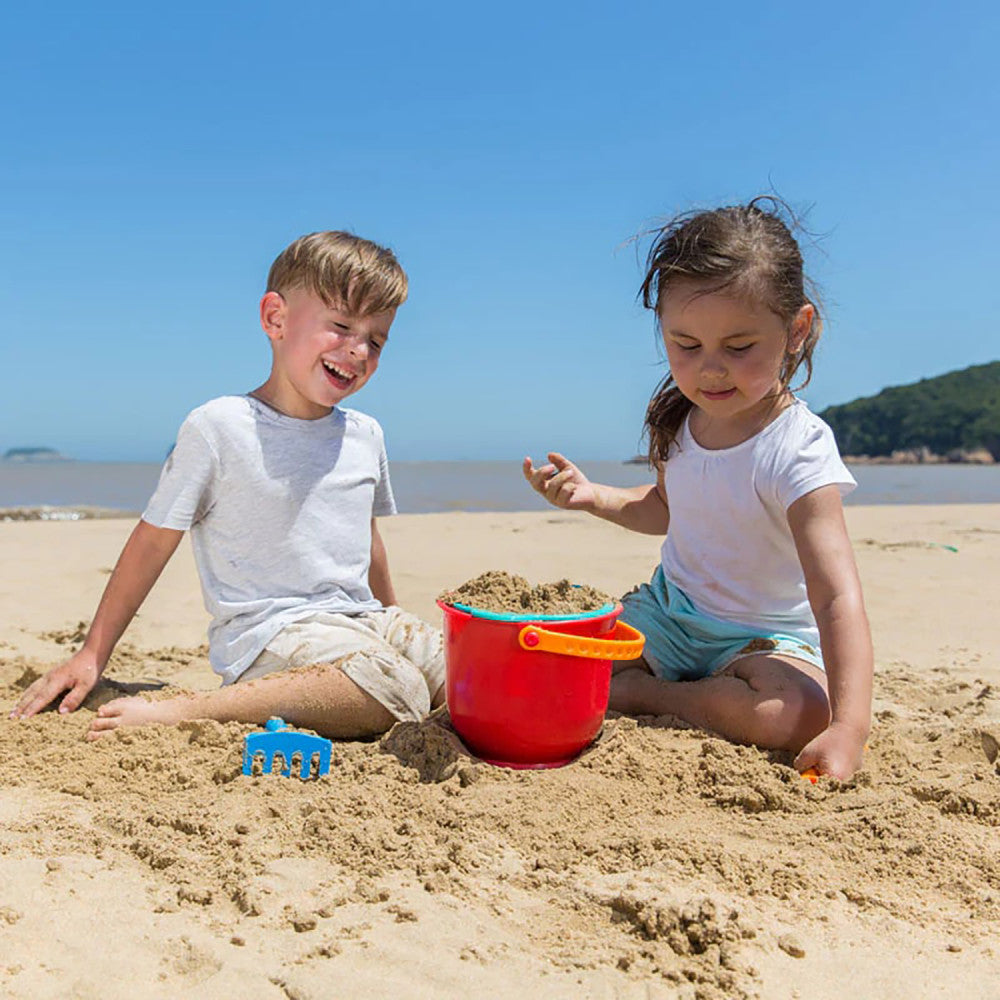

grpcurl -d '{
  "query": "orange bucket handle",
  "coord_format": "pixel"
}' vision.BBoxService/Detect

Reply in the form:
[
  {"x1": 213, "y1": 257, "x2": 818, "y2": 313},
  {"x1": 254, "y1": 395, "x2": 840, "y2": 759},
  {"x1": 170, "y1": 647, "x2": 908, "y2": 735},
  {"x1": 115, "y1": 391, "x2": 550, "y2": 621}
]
[{"x1": 517, "y1": 620, "x2": 645, "y2": 661}]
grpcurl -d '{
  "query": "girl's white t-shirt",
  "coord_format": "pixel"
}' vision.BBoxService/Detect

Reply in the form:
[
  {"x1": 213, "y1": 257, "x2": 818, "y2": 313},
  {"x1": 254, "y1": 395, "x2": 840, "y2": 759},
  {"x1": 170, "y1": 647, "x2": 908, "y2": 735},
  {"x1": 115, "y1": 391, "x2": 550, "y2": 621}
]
[{"x1": 659, "y1": 399, "x2": 856, "y2": 641}]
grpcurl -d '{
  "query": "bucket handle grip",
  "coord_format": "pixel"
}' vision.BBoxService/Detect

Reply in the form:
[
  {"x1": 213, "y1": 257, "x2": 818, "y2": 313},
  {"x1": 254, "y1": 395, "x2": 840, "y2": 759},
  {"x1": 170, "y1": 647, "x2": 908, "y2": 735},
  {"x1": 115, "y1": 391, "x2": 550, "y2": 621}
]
[{"x1": 518, "y1": 621, "x2": 645, "y2": 661}]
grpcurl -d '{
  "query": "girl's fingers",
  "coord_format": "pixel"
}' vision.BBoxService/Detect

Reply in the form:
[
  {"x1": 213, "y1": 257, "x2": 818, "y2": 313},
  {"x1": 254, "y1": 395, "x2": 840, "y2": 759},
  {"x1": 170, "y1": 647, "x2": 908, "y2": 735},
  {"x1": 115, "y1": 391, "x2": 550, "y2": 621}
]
[
  {"x1": 544, "y1": 468, "x2": 575, "y2": 496},
  {"x1": 524, "y1": 453, "x2": 581, "y2": 508},
  {"x1": 523, "y1": 457, "x2": 557, "y2": 490},
  {"x1": 59, "y1": 680, "x2": 91, "y2": 714},
  {"x1": 12, "y1": 682, "x2": 58, "y2": 719}
]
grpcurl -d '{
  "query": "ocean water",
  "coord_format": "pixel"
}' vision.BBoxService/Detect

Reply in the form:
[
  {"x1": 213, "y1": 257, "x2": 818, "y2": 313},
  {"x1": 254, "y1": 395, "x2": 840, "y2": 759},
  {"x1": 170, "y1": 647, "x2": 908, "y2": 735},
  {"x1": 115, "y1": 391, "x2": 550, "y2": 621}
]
[{"x1": 1, "y1": 459, "x2": 1000, "y2": 515}]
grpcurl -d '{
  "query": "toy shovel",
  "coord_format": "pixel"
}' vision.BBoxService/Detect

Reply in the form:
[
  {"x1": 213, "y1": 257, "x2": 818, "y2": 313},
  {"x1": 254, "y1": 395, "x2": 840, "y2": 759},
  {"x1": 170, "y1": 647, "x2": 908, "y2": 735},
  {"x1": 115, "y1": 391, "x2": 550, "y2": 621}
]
[{"x1": 242, "y1": 717, "x2": 332, "y2": 779}]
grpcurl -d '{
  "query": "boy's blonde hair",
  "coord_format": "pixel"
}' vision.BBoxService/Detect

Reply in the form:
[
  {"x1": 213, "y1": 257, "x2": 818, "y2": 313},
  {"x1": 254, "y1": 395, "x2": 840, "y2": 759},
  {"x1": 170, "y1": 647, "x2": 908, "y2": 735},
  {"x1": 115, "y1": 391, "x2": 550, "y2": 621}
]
[{"x1": 266, "y1": 231, "x2": 408, "y2": 315}]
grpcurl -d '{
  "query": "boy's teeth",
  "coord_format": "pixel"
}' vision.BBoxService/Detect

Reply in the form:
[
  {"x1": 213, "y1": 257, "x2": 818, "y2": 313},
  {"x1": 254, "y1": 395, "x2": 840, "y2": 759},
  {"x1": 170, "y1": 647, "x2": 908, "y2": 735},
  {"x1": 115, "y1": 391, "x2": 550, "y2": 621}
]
[{"x1": 324, "y1": 361, "x2": 354, "y2": 380}]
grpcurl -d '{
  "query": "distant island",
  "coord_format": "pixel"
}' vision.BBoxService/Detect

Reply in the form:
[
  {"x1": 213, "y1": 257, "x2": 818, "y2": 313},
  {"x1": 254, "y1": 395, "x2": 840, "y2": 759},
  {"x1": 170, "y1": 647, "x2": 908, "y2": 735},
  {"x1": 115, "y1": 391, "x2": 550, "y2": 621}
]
[
  {"x1": 819, "y1": 361, "x2": 999, "y2": 464},
  {"x1": 2, "y1": 447, "x2": 68, "y2": 462},
  {"x1": 623, "y1": 361, "x2": 999, "y2": 465}
]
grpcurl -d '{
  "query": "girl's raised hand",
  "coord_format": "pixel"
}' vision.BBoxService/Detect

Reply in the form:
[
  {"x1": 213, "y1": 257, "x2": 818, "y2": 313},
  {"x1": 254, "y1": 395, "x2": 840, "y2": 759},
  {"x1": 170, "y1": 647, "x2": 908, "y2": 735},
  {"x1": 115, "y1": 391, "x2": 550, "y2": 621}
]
[{"x1": 523, "y1": 452, "x2": 598, "y2": 512}]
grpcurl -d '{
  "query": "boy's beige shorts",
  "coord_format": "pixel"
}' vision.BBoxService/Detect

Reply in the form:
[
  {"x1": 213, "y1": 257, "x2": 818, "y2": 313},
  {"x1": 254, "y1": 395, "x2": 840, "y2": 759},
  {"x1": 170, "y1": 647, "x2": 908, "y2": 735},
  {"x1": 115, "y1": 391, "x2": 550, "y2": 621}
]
[{"x1": 236, "y1": 607, "x2": 445, "y2": 722}]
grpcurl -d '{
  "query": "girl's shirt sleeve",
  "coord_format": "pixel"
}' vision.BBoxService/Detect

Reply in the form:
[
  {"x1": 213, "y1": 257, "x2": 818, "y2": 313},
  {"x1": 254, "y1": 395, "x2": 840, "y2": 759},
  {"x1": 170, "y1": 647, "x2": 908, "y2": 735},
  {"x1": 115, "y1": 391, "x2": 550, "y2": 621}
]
[
  {"x1": 142, "y1": 416, "x2": 219, "y2": 530},
  {"x1": 772, "y1": 411, "x2": 857, "y2": 511}
]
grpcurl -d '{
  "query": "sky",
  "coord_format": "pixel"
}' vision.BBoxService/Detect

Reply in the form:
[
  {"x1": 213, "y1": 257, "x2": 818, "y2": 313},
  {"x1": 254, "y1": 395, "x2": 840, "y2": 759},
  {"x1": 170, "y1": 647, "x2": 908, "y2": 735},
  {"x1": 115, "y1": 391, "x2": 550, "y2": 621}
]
[{"x1": 3, "y1": 1, "x2": 998, "y2": 462}]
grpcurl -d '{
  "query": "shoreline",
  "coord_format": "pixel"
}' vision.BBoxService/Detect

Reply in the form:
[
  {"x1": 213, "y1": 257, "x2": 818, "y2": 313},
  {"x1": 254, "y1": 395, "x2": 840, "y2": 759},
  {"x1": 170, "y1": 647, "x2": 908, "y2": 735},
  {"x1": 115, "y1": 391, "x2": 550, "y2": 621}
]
[
  {"x1": 5, "y1": 486, "x2": 1000, "y2": 525},
  {"x1": 0, "y1": 505, "x2": 140, "y2": 522},
  {"x1": 843, "y1": 451, "x2": 995, "y2": 465}
]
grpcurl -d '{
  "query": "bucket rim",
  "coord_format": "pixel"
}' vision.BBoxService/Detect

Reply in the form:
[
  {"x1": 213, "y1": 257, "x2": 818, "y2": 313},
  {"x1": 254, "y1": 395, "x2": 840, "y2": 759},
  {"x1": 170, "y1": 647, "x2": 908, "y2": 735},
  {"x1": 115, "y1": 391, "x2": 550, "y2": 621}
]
[{"x1": 438, "y1": 598, "x2": 620, "y2": 623}]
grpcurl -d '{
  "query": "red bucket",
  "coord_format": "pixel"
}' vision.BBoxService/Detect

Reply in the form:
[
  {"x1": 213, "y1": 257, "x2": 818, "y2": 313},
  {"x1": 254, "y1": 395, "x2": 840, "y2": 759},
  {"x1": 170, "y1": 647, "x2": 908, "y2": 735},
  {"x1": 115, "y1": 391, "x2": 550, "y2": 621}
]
[{"x1": 438, "y1": 600, "x2": 644, "y2": 768}]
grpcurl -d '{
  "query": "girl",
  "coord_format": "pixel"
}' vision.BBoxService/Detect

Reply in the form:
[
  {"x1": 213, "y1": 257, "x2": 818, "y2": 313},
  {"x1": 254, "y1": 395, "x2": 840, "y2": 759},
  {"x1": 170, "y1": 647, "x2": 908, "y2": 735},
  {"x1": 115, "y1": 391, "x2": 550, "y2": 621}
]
[{"x1": 524, "y1": 199, "x2": 872, "y2": 780}]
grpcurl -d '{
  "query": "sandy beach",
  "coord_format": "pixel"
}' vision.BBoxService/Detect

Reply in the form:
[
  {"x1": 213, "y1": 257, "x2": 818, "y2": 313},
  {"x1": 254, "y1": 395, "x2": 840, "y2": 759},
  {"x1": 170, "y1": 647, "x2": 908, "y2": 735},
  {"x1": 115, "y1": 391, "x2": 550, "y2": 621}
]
[{"x1": 1, "y1": 505, "x2": 998, "y2": 999}]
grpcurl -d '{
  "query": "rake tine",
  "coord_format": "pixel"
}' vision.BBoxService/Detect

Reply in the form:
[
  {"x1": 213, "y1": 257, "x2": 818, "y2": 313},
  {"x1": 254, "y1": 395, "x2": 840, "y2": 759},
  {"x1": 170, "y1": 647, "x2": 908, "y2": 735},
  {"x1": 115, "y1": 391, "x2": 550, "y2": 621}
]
[{"x1": 242, "y1": 718, "x2": 333, "y2": 780}]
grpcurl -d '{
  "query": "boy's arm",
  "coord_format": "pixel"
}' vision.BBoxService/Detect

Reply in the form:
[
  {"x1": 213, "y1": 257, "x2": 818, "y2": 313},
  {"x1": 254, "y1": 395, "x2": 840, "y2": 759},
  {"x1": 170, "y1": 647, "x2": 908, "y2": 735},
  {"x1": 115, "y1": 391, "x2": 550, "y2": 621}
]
[
  {"x1": 368, "y1": 518, "x2": 397, "y2": 607},
  {"x1": 523, "y1": 452, "x2": 669, "y2": 535},
  {"x1": 10, "y1": 519, "x2": 184, "y2": 719},
  {"x1": 787, "y1": 485, "x2": 873, "y2": 778}
]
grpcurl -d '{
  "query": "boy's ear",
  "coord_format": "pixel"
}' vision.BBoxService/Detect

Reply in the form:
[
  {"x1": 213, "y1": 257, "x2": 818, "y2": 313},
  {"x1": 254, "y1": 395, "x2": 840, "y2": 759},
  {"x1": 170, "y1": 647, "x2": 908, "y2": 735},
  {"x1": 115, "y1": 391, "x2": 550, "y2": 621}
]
[{"x1": 260, "y1": 291, "x2": 287, "y2": 342}]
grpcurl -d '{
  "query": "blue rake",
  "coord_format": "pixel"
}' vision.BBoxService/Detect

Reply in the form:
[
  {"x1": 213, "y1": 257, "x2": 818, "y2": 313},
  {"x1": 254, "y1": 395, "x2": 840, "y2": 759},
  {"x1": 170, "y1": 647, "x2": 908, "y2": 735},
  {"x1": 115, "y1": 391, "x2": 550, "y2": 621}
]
[{"x1": 242, "y1": 717, "x2": 332, "y2": 779}]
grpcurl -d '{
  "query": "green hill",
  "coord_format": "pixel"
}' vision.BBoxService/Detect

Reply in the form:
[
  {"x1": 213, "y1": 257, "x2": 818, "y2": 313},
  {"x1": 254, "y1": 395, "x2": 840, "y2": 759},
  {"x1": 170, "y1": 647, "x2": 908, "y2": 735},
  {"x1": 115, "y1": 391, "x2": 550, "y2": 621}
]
[{"x1": 818, "y1": 361, "x2": 1000, "y2": 461}]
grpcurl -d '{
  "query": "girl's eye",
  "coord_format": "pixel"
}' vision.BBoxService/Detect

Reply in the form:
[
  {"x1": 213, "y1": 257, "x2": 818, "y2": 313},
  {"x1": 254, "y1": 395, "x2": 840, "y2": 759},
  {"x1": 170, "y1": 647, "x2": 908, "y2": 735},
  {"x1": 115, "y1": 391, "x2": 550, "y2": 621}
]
[
  {"x1": 675, "y1": 343, "x2": 699, "y2": 352},
  {"x1": 728, "y1": 344, "x2": 753, "y2": 354}
]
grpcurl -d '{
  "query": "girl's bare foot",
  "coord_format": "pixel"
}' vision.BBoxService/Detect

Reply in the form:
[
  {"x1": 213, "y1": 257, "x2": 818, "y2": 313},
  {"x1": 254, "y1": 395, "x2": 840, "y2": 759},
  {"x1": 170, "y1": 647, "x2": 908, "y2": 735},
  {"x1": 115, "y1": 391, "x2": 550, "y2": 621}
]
[{"x1": 87, "y1": 695, "x2": 199, "y2": 740}]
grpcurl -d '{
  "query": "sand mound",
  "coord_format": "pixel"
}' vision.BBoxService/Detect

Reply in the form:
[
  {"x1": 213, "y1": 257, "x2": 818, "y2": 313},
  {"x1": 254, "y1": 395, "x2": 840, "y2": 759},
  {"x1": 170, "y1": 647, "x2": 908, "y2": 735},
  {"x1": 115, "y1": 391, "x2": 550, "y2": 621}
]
[
  {"x1": 2, "y1": 649, "x2": 998, "y2": 998},
  {"x1": 439, "y1": 571, "x2": 612, "y2": 615}
]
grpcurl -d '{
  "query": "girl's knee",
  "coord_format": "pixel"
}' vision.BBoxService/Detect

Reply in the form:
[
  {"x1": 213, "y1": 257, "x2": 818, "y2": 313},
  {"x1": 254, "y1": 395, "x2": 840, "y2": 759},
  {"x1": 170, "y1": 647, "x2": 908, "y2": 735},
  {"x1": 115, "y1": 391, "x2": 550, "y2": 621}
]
[
  {"x1": 759, "y1": 676, "x2": 830, "y2": 750},
  {"x1": 732, "y1": 658, "x2": 829, "y2": 749},
  {"x1": 785, "y1": 683, "x2": 829, "y2": 744}
]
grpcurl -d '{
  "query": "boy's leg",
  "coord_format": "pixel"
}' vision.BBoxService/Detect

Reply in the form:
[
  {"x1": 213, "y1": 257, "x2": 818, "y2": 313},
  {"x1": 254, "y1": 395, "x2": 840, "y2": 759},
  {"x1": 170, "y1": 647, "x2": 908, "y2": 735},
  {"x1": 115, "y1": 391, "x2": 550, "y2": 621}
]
[
  {"x1": 87, "y1": 658, "x2": 397, "y2": 740},
  {"x1": 375, "y1": 607, "x2": 446, "y2": 710},
  {"x1": 88, "y1": 611, "x2": 442, "y2": 741},
  {"x1": 610, "y1": 654, "x2": 830, "y2": 753}
]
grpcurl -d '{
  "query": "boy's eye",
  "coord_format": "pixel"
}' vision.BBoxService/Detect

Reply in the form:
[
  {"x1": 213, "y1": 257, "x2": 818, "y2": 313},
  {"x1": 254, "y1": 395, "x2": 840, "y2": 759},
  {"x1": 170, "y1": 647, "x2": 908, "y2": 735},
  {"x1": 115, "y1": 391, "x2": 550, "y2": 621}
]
[
  {"x1": 728, "y1": 344, "x2": 753, "y2": 353},
  {"x1": 675, "y1": 342, "x2": 699, "y2": 352},
  {"x1": 369, "y1": 339, "x2": 384, "y2": 353}
]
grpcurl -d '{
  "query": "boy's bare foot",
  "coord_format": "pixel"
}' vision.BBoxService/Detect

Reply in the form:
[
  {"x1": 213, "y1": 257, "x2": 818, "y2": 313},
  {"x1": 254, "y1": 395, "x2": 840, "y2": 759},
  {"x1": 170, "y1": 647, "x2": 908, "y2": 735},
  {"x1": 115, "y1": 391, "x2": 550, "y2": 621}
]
[{"x1": 87, "y1": 695, "x2": 198, "y2": 739}]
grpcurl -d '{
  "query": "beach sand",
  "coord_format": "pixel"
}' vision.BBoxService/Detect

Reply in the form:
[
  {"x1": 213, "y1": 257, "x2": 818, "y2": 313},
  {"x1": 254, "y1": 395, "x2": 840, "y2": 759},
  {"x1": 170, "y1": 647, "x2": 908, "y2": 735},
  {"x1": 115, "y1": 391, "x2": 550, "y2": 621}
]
[{"x1": 1, "y1": 506, "x2": 998, "y2": 998}]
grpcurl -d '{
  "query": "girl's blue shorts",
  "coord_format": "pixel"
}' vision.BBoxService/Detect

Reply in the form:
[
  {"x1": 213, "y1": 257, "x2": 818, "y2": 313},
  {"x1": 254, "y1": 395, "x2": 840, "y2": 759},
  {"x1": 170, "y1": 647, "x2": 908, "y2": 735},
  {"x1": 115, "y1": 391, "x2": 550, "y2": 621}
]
[{"x1": 618, "y1": 567, "x2": 824, "y2": 682}]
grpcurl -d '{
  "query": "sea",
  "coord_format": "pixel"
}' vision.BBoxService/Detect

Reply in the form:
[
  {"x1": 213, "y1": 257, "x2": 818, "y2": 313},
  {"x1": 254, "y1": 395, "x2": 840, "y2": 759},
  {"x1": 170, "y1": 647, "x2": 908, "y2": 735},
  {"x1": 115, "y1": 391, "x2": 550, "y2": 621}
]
[{"x1": 2, "y1": 460, "x2": 1000, "y2": 516}]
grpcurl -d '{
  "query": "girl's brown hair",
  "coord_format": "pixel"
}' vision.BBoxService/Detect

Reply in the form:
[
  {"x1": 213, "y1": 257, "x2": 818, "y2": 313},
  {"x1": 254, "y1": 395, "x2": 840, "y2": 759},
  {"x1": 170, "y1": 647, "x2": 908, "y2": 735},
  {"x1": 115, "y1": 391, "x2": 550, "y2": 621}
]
[{"x1": 639, "y1": 196, "x2": 822, "y2": 465}]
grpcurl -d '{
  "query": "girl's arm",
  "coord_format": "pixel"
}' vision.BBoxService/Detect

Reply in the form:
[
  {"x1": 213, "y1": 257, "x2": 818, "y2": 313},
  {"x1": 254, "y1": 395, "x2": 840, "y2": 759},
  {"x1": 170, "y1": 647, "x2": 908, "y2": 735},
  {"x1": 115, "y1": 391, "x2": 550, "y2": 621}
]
[
  {"x1": 523, "y1": 452, "x2": 669, "y2": 536},
  {"x1": 368, "y1": 518, "x2": 397, "y2": 607},
  {"x1": 10, "y1": 519, "x2": 184, "y2": 718},
  {"x1": 787, "y1": 485, "x2": 873, "y2": 777}
]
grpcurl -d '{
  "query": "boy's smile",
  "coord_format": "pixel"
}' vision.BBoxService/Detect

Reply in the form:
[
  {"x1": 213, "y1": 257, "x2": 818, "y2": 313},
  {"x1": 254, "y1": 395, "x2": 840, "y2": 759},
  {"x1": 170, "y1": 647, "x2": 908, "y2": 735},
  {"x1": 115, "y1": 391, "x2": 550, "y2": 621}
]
[{"x1": 256, "y1": 287, "x2": 395, "y2": 419}]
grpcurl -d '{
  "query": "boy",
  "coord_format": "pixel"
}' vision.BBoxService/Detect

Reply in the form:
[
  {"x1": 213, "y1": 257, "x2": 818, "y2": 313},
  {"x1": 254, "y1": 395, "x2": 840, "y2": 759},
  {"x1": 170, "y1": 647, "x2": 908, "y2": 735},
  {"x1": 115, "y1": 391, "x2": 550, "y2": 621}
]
[{"x1": 10, "y1": 231, "x2": 444, "y2": 739}]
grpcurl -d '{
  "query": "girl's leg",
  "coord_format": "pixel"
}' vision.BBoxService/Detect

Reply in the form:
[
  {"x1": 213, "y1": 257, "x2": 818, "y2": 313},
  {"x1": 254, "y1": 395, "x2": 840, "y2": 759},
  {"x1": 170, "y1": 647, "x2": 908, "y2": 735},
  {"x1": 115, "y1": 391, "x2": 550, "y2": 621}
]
[
  {"x1": 87, "y1": 658, "x2": 396, "y2": 741},
  {"x1": 610, "y1": 654, "x2": 830, "y2": 752}
]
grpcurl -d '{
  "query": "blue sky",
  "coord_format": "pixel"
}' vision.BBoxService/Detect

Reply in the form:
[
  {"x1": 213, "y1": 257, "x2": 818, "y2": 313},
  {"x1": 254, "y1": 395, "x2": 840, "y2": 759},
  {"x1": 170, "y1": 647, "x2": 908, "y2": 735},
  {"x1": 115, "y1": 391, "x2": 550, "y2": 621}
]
[{"x1": 4, "y1": 1, "x2": 998, "y2": 462}]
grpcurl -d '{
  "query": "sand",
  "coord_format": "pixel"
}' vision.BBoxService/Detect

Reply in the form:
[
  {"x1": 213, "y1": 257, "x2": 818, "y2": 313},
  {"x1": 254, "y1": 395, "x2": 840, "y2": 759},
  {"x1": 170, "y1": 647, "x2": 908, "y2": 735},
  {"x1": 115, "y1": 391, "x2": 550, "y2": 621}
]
[
  {"x1": 1, "y1": 506, "x2": 998, "y2": 998},
  {"x1": 439, "y1": 570, "x2": 612, "y2": 615}
]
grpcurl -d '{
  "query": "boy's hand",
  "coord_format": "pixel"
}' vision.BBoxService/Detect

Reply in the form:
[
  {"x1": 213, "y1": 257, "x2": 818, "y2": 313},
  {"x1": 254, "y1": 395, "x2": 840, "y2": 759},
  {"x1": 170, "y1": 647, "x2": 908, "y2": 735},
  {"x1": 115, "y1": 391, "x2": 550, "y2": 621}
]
[
  {"x1": 523, "y1": 453, "x2": 598, "y2": 512},
  {"x1": 794, "y1": 721, "x2": 866, "y2": 781},
  {"x1": 9, "y1": 649, "x2": 102, "y2": 719}
]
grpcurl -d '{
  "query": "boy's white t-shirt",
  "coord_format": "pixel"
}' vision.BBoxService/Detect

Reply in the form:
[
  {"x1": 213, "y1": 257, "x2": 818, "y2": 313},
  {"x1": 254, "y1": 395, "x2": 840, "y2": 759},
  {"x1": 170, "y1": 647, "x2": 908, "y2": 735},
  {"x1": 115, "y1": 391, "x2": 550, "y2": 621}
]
[
  {"x1": 142, "y1": 395, "x2": 396, "y2": 684},
  {"x1": 660, "y1": 399, "x2": 856, "y2": 643}
]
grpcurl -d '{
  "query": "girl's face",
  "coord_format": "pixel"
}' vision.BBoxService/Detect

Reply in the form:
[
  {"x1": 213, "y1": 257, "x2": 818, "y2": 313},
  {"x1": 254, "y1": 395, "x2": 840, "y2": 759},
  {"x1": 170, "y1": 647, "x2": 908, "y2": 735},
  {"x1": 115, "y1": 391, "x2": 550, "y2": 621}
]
[{"x1": 659, "y1": 282, "x2": 811, "y2": 442}]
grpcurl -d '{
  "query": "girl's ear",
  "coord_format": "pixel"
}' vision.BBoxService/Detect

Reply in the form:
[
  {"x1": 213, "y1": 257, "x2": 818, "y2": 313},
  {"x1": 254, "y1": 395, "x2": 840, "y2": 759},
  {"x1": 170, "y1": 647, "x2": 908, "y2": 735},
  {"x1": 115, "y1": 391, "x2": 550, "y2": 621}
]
[
  {"x1": 788, "y1": 303, "x2": 814, "y2": 354},
  {"x1": 260, "y1": 291, "x2": 287, "y2": 342}
]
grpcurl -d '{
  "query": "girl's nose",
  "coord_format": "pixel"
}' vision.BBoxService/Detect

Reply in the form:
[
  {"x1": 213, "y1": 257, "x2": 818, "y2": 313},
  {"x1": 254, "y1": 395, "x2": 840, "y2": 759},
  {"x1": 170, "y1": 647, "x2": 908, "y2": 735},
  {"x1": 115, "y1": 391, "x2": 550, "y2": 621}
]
[{"x1": 701, "y1": 352, "x2": 726, "y2": 375}]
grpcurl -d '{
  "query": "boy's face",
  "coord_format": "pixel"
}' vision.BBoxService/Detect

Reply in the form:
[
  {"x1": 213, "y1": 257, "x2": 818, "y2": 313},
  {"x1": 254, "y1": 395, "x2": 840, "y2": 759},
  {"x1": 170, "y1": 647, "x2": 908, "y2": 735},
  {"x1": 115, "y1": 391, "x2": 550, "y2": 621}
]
[{"x1": 259, "y1": 287, "x2": 395, "y2": 419}]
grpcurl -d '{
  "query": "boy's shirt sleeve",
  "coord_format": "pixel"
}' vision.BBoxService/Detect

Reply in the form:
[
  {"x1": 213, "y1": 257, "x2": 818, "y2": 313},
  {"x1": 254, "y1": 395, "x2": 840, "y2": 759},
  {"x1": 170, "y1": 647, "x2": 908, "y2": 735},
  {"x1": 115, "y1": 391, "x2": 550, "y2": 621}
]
[
  {"x1": 142, "y1": 415, "x2": 219, "y2": 530},
  {"x1": 372, "y1": 420, "x2": 397, "y2": 517}
]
